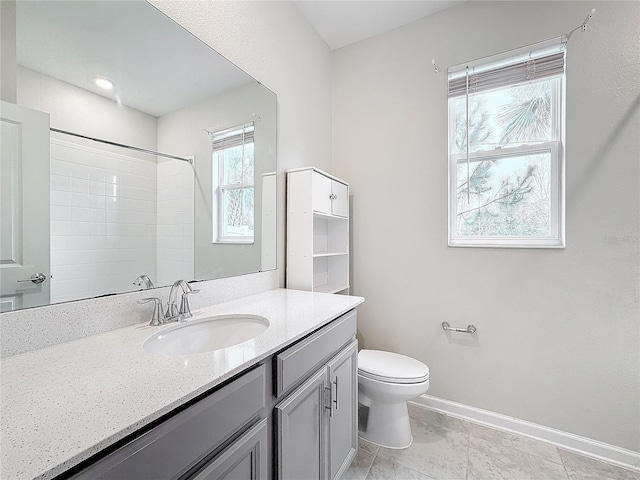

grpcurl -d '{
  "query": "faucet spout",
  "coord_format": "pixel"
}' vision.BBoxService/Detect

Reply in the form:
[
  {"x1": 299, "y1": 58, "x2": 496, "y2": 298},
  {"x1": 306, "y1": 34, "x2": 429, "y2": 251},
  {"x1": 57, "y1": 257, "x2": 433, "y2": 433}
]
[
  {"x1": 167, "y1": 280, "x2": 199, "y2": 321},
  {"x1": 133, "y1": 275, "x2": 154, "y2": 289}
]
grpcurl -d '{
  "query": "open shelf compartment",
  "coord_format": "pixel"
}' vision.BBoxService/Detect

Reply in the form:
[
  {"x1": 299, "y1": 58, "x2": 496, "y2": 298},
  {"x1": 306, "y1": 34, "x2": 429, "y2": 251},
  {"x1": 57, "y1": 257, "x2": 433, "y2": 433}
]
[
  {"x1": 313, "y1": 215, "x2": 348, "y2": 256},
  {"x1": 313, "y1": 255, "x2": 349, "y2": 293}
]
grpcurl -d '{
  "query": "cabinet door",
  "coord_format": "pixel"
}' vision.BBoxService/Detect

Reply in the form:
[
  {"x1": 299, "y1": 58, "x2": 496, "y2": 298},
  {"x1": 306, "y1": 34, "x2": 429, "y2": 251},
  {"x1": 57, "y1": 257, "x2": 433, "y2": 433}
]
[
  {"x1": 276, "y1": 367, "x2": 328, "y2": 480},
  {"x1": 312, "y1": 171, "x2": 333, "y2": 215},
  {"x1": 190, "y1": 419, "x2": 268, "y2": 480},
  {"x1": 326, "y1": 340, "x2": 358, "y2": 480},
  {"x1": 330, "y1": 181, "x2": 348, "y2": 218}
]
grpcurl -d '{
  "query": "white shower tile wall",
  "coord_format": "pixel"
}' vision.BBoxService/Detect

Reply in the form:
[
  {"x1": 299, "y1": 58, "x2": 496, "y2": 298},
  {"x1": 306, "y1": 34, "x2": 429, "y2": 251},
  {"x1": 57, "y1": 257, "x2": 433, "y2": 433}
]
[
  {"x1": 50, "y1": 139, "x2": 158, "y2": 304},
  {"x1": 156, "y1": 158, "x2": 194, "y2": 286}
]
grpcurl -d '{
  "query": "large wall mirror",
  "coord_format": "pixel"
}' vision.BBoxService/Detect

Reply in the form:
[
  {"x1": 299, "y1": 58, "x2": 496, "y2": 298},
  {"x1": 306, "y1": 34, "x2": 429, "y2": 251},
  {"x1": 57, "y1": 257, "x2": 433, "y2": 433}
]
[{"x1": 0, "y1": 1, "x2": 277, "y2": 312}]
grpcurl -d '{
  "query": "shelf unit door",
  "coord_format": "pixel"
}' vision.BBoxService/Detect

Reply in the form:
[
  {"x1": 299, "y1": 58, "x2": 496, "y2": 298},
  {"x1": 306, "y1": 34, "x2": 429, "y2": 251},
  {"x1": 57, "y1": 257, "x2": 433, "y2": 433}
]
[
  {"x1": 312, "y1": 172, "x2": 333, "y2": 216},
  {"x1": 330, "y1": 181, "x2": 348, "y2": 218}
]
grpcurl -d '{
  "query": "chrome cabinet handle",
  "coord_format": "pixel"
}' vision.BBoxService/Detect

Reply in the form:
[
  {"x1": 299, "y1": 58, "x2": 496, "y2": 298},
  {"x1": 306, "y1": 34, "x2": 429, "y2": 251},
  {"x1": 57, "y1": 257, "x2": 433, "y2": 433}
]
[
  {"x1": 333, "y1": 376, "x2": 339, "y2": 411},
  {"x1": 329, "y1": 194, "x2": 337, "y2": 200},
  {"x1": 17, "y1": 273, "x2": 46, "y2": 284},
  {"x1": 324, "y1": 382, "x2": 334, "y2": 417}
]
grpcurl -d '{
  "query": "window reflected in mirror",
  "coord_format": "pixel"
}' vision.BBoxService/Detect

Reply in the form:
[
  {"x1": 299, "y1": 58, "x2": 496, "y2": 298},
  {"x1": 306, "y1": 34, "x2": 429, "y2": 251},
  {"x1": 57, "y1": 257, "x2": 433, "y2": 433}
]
[{"x1": 212, "y1": 124, "x2": 255, "y2": 243}]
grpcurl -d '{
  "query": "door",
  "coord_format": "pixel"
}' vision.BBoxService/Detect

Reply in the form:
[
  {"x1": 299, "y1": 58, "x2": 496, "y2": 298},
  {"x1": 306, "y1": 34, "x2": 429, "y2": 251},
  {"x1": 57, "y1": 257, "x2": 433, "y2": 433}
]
[
  {"x1": 312, "y1": 170, "x2": 332, "y2": 215},
  {"x1": 0, "y1": 101, "x2": 50, "y2": 312},
  {"x1": 327, "y1": 340, "x2": 358, "y2": 480},
  {"x1": 330, "y1": 181, "x2": 348, "y2": 218},
  {"x1": 276, "y1": 367, "x2": 328, "y2": 480},
  {"x1": 190, "y1": 419, "x2": 268, "y2": 480}
]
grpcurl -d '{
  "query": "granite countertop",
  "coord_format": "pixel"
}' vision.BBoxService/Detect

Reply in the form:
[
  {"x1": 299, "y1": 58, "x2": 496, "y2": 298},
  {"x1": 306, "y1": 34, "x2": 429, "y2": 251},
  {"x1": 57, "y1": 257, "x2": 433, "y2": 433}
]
[{"x1": 0, "y1": 288, "x2": 363, "y2": 480}]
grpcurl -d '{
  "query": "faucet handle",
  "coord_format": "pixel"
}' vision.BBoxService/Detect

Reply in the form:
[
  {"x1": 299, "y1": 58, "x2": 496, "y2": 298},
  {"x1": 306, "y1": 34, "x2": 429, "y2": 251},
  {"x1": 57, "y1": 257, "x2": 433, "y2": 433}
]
[
  {"x1": 179, "y1": 290, "x2": 199, "y2": 319},
  {"x1": 138, "y1": 297, "x2": 166, "y2": 326}
]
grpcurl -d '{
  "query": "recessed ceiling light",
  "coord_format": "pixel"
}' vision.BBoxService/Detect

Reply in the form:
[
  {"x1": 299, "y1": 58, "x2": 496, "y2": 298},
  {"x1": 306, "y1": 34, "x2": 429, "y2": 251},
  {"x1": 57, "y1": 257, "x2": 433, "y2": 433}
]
[{"x1": 94, "y1": 77, "x2": 114, "y2": 90}]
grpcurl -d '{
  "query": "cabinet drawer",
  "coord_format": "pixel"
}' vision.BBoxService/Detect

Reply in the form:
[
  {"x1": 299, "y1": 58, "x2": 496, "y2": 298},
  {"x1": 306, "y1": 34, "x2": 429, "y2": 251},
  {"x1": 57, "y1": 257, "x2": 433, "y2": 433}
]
[
  {"x1": 275, "y1": 310, "x2": 356, "y2": 398},
  {"x1": 72, "y1": 365, "x2": 266, "y2": 480}
]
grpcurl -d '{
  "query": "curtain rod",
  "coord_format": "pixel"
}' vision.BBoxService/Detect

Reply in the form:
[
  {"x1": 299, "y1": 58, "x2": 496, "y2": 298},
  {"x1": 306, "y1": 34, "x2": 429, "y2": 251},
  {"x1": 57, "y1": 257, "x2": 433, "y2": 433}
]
[
  {"x1": 50, "y1": 128, "x2": 194, "y2": 164},
  {"x1": 431, "y1": 8, "x2": 596, "y2": 74}
]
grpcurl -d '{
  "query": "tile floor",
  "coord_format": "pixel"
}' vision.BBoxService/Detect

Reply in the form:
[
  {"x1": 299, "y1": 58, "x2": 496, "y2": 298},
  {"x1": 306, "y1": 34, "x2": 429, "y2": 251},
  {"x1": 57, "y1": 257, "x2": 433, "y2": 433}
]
[{"x1": 344, "y1": 404, "x2": 640, "y2": 480}]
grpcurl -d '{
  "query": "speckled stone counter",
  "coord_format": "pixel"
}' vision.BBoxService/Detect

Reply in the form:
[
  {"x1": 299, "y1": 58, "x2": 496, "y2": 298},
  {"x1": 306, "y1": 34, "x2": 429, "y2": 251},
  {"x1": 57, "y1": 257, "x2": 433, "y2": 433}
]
[{"x1": 0, "y1": 288, "x2": 363, "y2": 480}]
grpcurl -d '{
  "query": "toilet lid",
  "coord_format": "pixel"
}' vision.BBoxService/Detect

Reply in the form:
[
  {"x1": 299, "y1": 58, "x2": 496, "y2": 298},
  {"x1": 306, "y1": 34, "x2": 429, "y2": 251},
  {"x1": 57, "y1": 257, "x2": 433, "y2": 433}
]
[{"x1": 358, "y1": 349, "x2": 429, "y2": 384}]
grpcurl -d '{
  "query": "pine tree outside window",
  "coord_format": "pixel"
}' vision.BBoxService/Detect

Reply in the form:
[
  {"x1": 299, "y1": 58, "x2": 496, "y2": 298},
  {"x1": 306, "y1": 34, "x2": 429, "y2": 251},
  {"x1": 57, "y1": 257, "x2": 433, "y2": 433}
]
[
  {"x1": 212, "y1": 123, "x2": 255, "y2": 243},
  {"x1": 448, "y1": 39, "x2": 566, "y2": 247}
]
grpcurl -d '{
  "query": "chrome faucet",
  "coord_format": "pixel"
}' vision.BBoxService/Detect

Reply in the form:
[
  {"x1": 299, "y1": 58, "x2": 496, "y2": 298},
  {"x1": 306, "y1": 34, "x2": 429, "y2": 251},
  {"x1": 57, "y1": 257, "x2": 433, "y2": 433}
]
[
  {"x1": 138, "y1": 280, "x2": 199, "y2": 326},
  {"x1": 166, "y1": 280, "x2": 199, "y2": 322},
  {"x1": 133, "y1": 275, "x2": 154, "y2": 289}
]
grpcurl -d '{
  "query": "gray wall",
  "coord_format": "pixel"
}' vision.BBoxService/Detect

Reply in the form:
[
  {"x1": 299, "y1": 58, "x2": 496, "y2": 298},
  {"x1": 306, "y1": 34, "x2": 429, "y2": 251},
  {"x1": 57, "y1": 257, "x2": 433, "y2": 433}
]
[{"x1": 333, "y1": 1, "x2": 639, "y2": 451}]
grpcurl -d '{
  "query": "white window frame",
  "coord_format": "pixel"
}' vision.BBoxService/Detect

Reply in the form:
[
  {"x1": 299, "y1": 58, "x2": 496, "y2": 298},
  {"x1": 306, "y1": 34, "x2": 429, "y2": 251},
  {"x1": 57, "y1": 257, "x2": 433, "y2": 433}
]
[
  {"x1": 212, "y1": 123, "x2": 255, "y2": 244},
  {"x1": 449, "y1": 142, "x2": 564, "y2": 248},
  {"x1": 448, "y1": 52, "x2": 566, "y2": 248}
]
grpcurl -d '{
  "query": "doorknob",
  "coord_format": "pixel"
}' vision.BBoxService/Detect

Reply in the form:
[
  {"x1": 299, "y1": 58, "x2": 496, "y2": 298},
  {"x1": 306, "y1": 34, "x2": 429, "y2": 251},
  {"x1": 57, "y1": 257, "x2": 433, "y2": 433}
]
[{"x1": 17, "y1": 273, "x2": 46, "y2": 284}]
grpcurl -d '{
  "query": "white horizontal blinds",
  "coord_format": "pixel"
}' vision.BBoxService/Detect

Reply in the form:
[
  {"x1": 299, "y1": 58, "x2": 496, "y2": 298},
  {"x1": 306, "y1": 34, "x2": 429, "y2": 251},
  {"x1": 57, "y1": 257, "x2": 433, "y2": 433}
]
[
  {"x1": 448, "y1": 42, "x2": 566, "y2": 98},
  {"x1": 212, "y1": 123, "x2": 254, "y2": 151}
]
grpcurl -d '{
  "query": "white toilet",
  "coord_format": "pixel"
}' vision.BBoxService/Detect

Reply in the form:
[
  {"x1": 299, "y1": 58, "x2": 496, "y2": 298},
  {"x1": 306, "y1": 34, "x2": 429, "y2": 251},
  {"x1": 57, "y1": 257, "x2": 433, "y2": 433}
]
[{"x1": 357, "y1": 349, "x2": 430, "y2": 449}]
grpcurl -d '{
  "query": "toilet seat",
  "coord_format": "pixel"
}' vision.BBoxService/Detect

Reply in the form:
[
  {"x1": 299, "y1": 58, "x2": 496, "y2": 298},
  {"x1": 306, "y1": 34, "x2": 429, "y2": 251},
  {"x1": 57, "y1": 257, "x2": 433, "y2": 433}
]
[{"x1": 358, "y1": 349, "x2": 429, "y2": 384}]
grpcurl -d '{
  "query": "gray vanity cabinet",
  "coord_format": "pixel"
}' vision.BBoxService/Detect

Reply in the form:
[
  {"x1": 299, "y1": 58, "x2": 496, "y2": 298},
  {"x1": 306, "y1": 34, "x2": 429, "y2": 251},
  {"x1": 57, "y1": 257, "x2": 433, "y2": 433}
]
[
  {"x1": 275, "y1": 310, "x2": 358, "y2": 480},
  {"x1": 191, "y1": 418, "x2": 268, "y2": 480}
]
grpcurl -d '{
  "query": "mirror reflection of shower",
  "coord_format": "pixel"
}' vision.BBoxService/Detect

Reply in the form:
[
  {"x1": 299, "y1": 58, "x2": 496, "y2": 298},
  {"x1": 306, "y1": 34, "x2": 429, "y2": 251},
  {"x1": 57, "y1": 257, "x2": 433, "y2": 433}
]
[{"x1": 48, "y1": 130, "x2": 194, "y2": 304}]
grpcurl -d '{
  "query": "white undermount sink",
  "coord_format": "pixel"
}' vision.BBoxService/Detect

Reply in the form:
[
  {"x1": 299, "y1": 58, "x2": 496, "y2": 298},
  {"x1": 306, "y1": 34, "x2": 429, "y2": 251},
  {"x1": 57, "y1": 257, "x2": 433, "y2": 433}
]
[{"x1": 143, "y1": 314, "x2": 270, "y2": 355}]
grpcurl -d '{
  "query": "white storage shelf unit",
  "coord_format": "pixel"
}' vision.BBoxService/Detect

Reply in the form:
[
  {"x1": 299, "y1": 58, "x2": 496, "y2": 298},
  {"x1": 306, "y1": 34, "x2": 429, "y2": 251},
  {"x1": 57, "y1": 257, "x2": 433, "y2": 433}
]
[{"x1": 287, "y1": 168, "x2": 350, "y2": 294}]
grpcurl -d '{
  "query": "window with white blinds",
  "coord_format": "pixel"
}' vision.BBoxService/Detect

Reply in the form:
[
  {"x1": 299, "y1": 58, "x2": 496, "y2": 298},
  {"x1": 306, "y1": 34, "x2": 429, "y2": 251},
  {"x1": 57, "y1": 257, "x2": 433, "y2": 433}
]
[
  {"x1": 212, "y1": 124, "x2": 255, "y2": 151},
  {"x1": 447, "y1": 46, "x2": 566, "y2": 98},
  {"x1": 447, "y1": 40, "x2": 566, "y2": 248},
  {"x1": 212, "y1": 123, "x2": 255, "y2": 243}
]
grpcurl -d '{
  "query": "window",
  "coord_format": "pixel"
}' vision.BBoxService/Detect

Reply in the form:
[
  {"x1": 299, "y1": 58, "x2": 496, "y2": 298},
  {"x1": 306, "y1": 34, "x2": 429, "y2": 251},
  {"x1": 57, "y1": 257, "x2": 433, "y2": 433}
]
[
  {"x1": 212, "y1": 123, "x2": 255, "y2": 243},
  {"x1": 448, "y1": 39, "x2": 566, "y2": 247}
]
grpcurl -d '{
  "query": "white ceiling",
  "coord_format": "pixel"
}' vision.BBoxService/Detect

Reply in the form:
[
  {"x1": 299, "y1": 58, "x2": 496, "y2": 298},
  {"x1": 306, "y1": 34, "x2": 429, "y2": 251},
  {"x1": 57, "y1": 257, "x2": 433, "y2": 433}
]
[
  {"x1": 295, "y1": 1, "x2": 463, "y2": 50},
  {"x1": 16, "y1": 1, "x2": 254, "y2": 117}
]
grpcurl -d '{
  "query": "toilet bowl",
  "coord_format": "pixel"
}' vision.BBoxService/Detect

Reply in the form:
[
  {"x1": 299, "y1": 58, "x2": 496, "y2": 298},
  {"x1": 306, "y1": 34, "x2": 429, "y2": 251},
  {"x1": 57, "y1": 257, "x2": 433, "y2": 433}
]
[{"x1": 357, "y1": 349, "x2": 429, "y2": 449}]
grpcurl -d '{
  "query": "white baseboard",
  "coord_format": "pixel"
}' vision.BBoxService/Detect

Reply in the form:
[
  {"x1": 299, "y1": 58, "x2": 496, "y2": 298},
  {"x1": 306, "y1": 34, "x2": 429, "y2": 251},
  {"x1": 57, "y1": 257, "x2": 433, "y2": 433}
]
[{"x1": 410, "y1": 394, "x2": 640, "y2": 473}]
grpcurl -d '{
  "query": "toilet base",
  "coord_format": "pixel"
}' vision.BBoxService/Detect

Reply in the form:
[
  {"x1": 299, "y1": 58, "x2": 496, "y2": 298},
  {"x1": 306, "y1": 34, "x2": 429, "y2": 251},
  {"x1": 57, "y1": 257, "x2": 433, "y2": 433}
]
[
  {"x1": 358, "y1": 434, "x2": 413, "y2": 450},
  {"x1": 358, "y1": 398, "x2": 413, "y2": 449}
]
